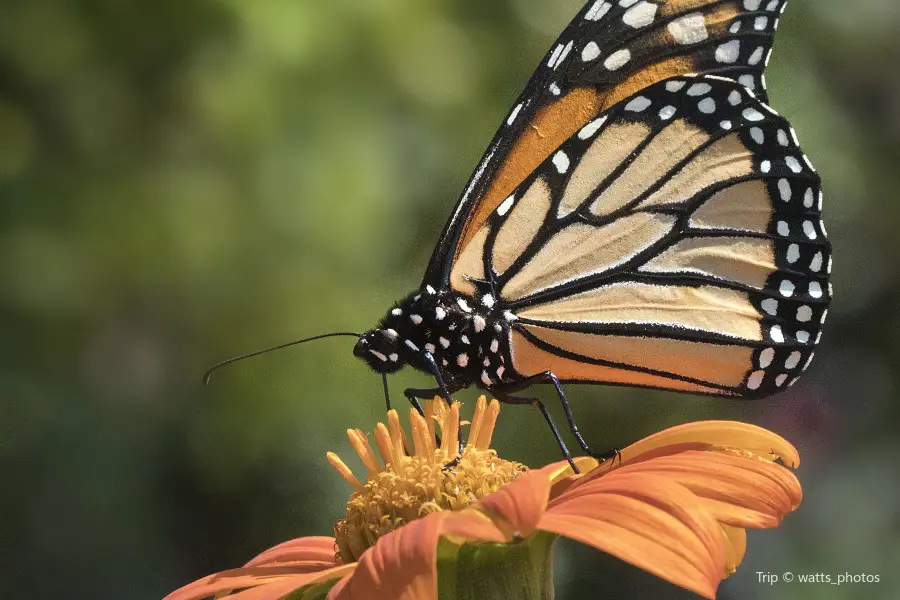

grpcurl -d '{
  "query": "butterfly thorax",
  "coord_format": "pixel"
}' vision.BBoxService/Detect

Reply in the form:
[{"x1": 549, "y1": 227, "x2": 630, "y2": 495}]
[{"x1": 353, "y1": 288, "x2": 508, "y2": 388}]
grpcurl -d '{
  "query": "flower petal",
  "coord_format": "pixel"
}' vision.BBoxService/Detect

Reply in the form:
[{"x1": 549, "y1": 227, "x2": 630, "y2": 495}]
[
  {"x1": 721, "y1": 524, "x2": 747, "y2": 576},
  {"x1": 164, "y1": 564, "x2": 353, "y2": 600},
  {"x1": 605, "y1": 421, "x2": 800, "y2": 471},
  {"x1": 474, "y1": 471, "x2": 551, "y2": 539},
  {"x1": 607, "y1": 450, "x2": 802, "y2": 528},
  {"x1": 245, "y1": 536, "x2": 340, "y2": 567},
  {"x1": 540, "y1": 472, "x2": 724, "y2": 599},
  {"x1": 327, "y1": 512, "x2": 443, "y2": 600}
]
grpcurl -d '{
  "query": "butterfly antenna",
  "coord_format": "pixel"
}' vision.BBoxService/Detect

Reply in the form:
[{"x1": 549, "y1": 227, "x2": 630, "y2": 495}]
[{"x1": 203, "y1": 332, "x2": 361, "y2": 385}]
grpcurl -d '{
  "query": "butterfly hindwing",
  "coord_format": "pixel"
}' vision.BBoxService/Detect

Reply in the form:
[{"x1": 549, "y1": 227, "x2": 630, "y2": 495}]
[
  {"x1": 450, "y1": 74, "x2": 829, "y2": 398},
  {"x1": 425, "y1": 0, "x2": 790, "y2": 289}
]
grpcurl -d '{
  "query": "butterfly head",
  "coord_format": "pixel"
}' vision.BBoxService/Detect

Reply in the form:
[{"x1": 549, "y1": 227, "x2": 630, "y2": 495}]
[{"x1": 353, "y1": 328, "x2": 406, "y2": 374}]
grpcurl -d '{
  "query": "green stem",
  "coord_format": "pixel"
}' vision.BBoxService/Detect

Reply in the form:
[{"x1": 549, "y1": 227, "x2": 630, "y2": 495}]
[{"x1": 437, "y1": 532, "x2": 557, "y2": 600}]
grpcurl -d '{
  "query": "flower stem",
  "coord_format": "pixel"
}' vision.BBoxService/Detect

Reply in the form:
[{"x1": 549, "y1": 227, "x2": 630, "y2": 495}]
[{"x1": 437, "y1": 532, "x2": 557, "y2": 600}]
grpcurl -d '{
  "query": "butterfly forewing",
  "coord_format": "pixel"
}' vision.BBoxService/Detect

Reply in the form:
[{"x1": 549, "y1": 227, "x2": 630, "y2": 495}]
[
  {"x1": 425, "y1": 0, "x2": 790, "y2": 288},
  {"x1": 451, "y1": 74, "x2": 829, "y2": 398}
]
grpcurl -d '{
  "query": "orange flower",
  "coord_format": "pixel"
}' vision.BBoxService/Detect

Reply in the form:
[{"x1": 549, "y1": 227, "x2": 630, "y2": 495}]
[{"x1": 165, "y1": 398, "x2": 802, "y2": 600}]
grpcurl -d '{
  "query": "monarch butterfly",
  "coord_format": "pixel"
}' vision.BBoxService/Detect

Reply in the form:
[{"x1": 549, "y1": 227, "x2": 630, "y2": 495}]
[{"x1": 209, "y1": 0, "x2": 832, "y2": 466}]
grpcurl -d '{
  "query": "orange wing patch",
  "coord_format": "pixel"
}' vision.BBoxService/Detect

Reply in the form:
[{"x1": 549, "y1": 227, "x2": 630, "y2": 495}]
[{"x1": 454, "y1": 87, "x2": 601, "y2": 260}]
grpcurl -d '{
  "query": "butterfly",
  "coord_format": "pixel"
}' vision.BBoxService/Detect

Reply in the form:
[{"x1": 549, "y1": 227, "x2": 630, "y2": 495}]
[{"x1": 209, "y1": 0, "x2": 832, "y2": 466}]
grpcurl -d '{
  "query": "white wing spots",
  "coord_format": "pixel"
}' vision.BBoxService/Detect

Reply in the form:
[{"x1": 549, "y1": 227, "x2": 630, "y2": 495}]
[
  {"x1": 619, "y1": 0, "x2": 640, "y2": 6},
  {"x1": 775, "y1": 373, "x2": 788, "y2": 387},
  {"x1": 761, "y1": 298, "x2": 779, "y2": 315},
  {"x1": 507, "y1": 103, "x2": 523, "y2": 126},
  {"x1": 483, "y1": 357, "x2": 490, "y2": 367},
  {"x1": 496, "y1": 365, "x2": 505, "y2": 379},
  {"x1": 622, "y1": 2, "x2": 658, "y2": 29},
  {"x1": 426, "y1": 285, "x2": 436, "y2": 295},
  {"x1": 665, "y1": 80, "x2": 686, "y2": 92},
  {"x1": 481, "y1": 371, "x2": 492, "y2": 386},
  {"x1": 497, "y1": 194, "x2": 515, "y2": 216},
  {"x1": 820, "y1": 309, "x2": 829, "y2": 325},
  {"x1": 778, "y1": 179, "x2": 792, "y2": 201},
  {"x1": 668, "y1": 13, "x2": 708, "y2": 45},
  {"x1": 553, "y1": 151, "x2": 571, "y2": 174},
  {"x1": 789, "y1": 127, "x2": 801, "y2": 146},
  {"x1": 744, "y1": 0, "x2": 762, "y2": 9},
  {"x1": 557, "y1": 41, "x2": 574, "y2": 68},
  {"x1": 604, "y1": 49, "x2": 632, "y2": 70},
  {"x1": 625, "y1": 95, "x2": 652, "y2": 112},
  {"x1": 779, "y1": 280, "x2": 795, "y2": 297},
  {"x1": 687, "y1": 83, "x2": 712, "y2": 96},
  {"x1": 760, "y1": 348, "x2": 775, "y2": 368},
  {"x1": 370, "y1": 350, "x2": 388, "y2": 362},
  {"x1": 578, "y1": 116, "x2": 608, "y2": 140},
  {"x1": 582, "y1": 41, "x2": 601, "y2": 62},
  {"x1": 457, "y1": 298, "x2": 472, "y2": 312},
  {"x1": 750, "y1": 127, "x2": 765, "y2": 144},
  {"x1": 549, "y1": 82, "x2": 561, "y2": 96},
  {"x1": 460, "y1": 335, "x2": 470, "y2": 345},
  {"x1": 439, "y1": 337, "x2": 450, "y2": 349},
  {"x1": 585, "y1": 0, "x2": 612, "y2": 21},
  {"x1": 435, "y1": 306, "x2": 446, "y2": 320},
  {"x1": 503, "y1": 309, "x2": 518, "y2": 322},
  {"x1": 730, "y1": 21, "x2": 742, "y2": 34},
  {"x1": 770, "y1": 325, "x2": 785, "y2": 343},
  {"x1": 482, "y1": 294, "x2": 496, "y2": 308},
  {"x1": 803, "y1": 188, "x2": 814, "y2": 208},
  {"x1": 385, "y1": 328, "x2": 399, "y2": 339},
  {"x1": 698, "y1": 98, "x2": 716, "y2": 114},
  {"x1": 803, "y1": 154, "x2": 816, "y2": 172},
  {"x1": 765, "y1": 48, "x2": 774, "y2": 66},
  {"x1": 391, "y1": 308, "x2": 403, "y2": 316},
  {"x1": 777, "y1": 221, "x2": 790, "y2": 236},
  {"x1": 457, "y1": 353, "x2": 469, "y2": 367},
  {"x1": 728, "y1": 90, "x2": 742, "y2": 106},
  {"x1": 747, "y1": 370, "x2": 765, "y2": 390},
  {"x1": 738, "y1": 74, "x2": 756, "y2": 91},
  {"x1": 490, "y1": 339, "x2": 500, "y2": 353},
  {"x1": 425, "y1": 343, "x2": 436, "y2": 354},
  {"x1": 389, "y1": 353, "x2": 399, "y2": 362},
  {"x1": 827, "y1": 256, "x2": 833, "y2": 274},
  {"x1": 767, "y1": 0, "x2": 780, "y2": 10},
  {"x1": 803, "y1": 221, "x2": 817, "y2": 240},
  {"x1": 810, "y1": 252, "x2": 823, "y2": 272},
  {"x1": 473, "y1": 315, "x2": 487, "y2": 333},
  {"x1": 410, "y1": 314, "x2": 423, "y2": 325},
  {"x1": 809, "y1": 282, "x2": 824, "y2": 299},
  {"x1": 797, "y1": 306, "x2": 813, "y2": 323},
  {"x1": 786, "y1": 243, "x2": 800, "y2": 264},
  {"x1": 796, "y1": 331, "x2": 810, "y2": 344},
  {"x1": 743, "y1": 108, "x2": 765, "y2": 122},
  {"x1": 720, "y1": 120, "x2": 733, "y2": 130},
  {"x1": 785, "y1": 351, "x2": 802, "y2": 369},
  {"x1": 761, "y1": 160, "x2": 771, "y2": 173},
  {"x1": 715, "y1": 40, "x2": 741, "y2": 64},
  {"x1": 749, "y1": 46, "x2": 764, "y2": 66},
  {"x1": 785, "y1": 156, "x2": 803, "y2": 173},
  {"x1": 659, "y1": 105, "x2": 677, "y2": 120},
  {"x1": 548, "y1": 44, "x2": 563, "y2": 67},
  {"x1": 405, "y1": 339, "x2": 420, "y2": 352},
  {"x1": 777, "y1": 129, "x2": 789, "y2": 146},
  {"x1": 755, "y1": 16, "x2": 769, "y2": 30}
]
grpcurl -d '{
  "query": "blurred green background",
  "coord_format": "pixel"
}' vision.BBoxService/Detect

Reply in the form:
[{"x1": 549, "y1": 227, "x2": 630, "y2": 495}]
[{"x1": 2, "y1": 0, "x2": 898, "y2": 598}]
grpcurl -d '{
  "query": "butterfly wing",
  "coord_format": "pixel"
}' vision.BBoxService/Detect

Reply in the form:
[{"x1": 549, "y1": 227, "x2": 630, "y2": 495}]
[
  {"x1": 425, "y1": 0, "x2": 790, "y2": 288},
  {"x1": 454, "y1": 75, "x2": 830, "y2": 398}
]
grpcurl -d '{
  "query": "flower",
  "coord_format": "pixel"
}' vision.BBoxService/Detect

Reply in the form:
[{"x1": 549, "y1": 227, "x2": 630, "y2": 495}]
[{"x1": 165, "y1": 397, "x2": 802, "y2": 600}]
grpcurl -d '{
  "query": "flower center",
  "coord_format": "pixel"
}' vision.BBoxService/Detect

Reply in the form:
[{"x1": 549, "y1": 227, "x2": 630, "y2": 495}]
[{"x1": 328, "y1": 397, "x2": 526, "y2": 563}]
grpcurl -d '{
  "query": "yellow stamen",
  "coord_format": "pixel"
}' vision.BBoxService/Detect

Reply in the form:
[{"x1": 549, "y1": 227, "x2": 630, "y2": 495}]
[
  {"x1": 326, "y1": 452, "x2": 365, "y2": 493},
  {"x1": 329, "y1": 397, "x2": 526, "y2": 563},
  {"x1": 476, "y1": 399, "x2": 501, "y2": 450}
]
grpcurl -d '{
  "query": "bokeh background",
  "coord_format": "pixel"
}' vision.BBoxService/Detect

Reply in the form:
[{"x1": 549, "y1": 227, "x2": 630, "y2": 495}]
[{"x1": 2, "y1": 0, "x2": 898, "y2": 598}]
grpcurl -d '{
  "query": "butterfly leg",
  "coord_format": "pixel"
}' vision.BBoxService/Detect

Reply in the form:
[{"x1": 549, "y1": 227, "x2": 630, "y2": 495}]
[
  {"x1": 490, "y1": 391, "x2": 578, "y2": 473},
  {"x1": 493, "y1": 372, "x2": 619, "y2": 464}
]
